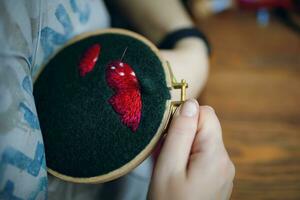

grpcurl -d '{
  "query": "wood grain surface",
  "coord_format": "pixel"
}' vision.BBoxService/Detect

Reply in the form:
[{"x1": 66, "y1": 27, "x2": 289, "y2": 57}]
[{"x1": 196, "y1": 11, "x2": 300, "y2": 200}]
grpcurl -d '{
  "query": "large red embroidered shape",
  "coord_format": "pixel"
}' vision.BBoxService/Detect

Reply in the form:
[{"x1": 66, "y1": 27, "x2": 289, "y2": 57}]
[
  {"x1": 106, "y1": 61, "x2": 142, "y2": 132},
  {"x1": 79, "y1": 44, "x2": 101, "y2": 76}
]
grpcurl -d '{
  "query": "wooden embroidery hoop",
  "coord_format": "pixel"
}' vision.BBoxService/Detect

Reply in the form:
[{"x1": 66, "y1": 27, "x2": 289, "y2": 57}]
[{"x1": 34, "y1": 28, "x2": 188, "y2": 184}]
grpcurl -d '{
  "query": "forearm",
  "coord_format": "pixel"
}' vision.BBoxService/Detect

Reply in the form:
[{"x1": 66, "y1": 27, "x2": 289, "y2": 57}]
[
  {"x1": 114, "y1": 0, "x2": 209, "y2": 99},
  {"x1": 160, "y1": 38, "x2": 209, "y2": 99},
  {"x1": 116, "y1": 0, "x2": 194, "y2": 43}
]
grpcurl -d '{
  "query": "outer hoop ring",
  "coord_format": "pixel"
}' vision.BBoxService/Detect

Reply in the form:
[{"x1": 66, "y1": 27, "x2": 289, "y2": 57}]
[{"x1": 34, "y1": 28, "x2": 173, "y2": 184}]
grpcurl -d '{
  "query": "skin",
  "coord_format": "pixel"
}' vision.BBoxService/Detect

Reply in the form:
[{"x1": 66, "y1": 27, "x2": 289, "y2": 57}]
[
  {"x1": 116, "y1": 0, "x2": 209, "y2": 99},
  {"x1": 148, "y1": 100, "x2": 235, "y2": 200},
  {"x1": 1, "y1": 1, "x2": 230, "y2": 199},
  {"x1": 160, "y1": 38, "x2": 209, "y2": 99},
  {"x1": 114, "y1": 1, "x2": 235, "y2": 199}
]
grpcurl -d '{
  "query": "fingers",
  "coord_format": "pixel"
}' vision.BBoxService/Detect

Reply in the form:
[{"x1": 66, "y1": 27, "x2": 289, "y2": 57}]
[
  {"x1": 155, "y1": 99, "x2": 200, "y2": 175},
  {"x1": 188, "y1": 106, "x2": 223, "y2": 172},
  {"x1": 191, "y1": 106, "x2": 223, "y2": 155},
  {"x1": 151, "y1": 104, "x2": 235, "y2": 200},
  {"x1": 188, "y1": 106, "x2": 235, "y2": 182}
]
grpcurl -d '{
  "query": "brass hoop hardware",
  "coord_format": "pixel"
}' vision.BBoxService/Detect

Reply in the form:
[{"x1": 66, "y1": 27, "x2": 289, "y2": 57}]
[{"x1": 163, "y1": 62, "x2": 189, "y2": 134}]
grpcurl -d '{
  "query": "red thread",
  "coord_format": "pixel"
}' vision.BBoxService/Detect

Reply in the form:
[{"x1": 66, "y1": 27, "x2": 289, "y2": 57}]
[
  {"x1": 79, "y1": 44, "x2": 101, "y2": 76},
  {"x1": 106, "y1": 61, "x2": 142, "y2": 132}
]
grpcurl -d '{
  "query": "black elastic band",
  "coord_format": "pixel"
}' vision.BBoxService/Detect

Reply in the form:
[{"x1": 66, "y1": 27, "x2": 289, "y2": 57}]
[{"x1": 158, "y1": 27, "x2": 212, "y2": 56}]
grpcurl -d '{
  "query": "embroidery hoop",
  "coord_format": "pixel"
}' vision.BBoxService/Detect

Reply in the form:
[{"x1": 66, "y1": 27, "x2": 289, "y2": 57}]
[{"x1": 34, "y1": 28, "x2": 188, "y2": 183}]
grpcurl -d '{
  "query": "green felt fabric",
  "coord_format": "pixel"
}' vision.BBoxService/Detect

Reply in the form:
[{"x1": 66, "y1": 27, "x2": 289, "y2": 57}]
[{"x1": 33, "y1": 33, "x2": 170, "y2": 178}]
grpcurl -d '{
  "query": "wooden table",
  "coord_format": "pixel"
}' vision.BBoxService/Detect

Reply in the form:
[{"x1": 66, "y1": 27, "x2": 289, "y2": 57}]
[{"x1": 196, "y1": 11, "x2": 300, "y2": 200}]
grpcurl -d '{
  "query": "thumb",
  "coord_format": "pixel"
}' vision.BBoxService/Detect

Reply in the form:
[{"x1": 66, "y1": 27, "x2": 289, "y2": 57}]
[{"x1": 155, "y1": 99, "x2": 199, "y2": 176}]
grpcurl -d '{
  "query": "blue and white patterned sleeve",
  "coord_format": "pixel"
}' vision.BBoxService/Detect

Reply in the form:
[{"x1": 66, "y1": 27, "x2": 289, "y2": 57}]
[
  {"x1": 0, "y1": 0, "x2": 152, "y2": 199},
  {"x1": 0, "y1": 1, "x2": 48, "y2": 199}
]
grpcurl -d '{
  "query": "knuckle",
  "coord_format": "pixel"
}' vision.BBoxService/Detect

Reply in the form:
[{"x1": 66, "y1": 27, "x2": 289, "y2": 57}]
[
  {"x1": 219, "y1": 153, "x2": 230, "y2": 167},
  {"x1": 218, "y1": 153, "x2": 235, "y2": 180},
  {"x1": 228, "y1": 161, "x2": 236, "y2": 180},
  {"x1": 201, "y1": 105, "x2": 215, "y2": 115}
]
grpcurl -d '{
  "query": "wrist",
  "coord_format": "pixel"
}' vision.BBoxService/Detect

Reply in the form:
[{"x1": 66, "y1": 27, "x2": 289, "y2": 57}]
[
  {"x1": 174, "y1": 37, "x2": 207, "y2": 54},
  {"x1": 158, "y1": 27, "x2": 211, "y2": 56}
]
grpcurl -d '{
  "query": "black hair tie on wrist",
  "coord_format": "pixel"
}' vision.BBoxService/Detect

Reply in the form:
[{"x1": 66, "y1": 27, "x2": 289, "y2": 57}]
[{"x1": 158, "y1": 27, "x2": 211, "y2": 56}]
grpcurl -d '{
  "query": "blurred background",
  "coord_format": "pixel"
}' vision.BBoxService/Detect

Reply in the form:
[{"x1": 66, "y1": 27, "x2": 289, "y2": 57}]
[
  {"x1": 107, "y1": 0, "x2": 300, "y2": 199},
  {"x1": 190, "y1": 0, "x2": 300, "y2": 199}
]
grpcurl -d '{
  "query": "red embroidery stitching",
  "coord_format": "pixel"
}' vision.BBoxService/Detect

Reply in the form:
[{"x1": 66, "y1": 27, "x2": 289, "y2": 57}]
[
  {"x1": 106, "y1": 61, "x2": 142, "y2": 132},
  {"x1": 79, "y1": 44, "x2": 101, "y2": 76}
]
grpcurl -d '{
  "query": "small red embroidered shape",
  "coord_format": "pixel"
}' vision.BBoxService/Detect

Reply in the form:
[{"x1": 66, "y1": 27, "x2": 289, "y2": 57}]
[
  {"x1": 106, "y1": 61, "x2": 142, "y2": 132},
  {"x1": 79, "y1": 44, "x2": 101, "y2": 76}
]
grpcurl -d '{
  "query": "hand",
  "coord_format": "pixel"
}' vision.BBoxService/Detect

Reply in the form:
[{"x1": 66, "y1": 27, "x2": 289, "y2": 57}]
[
  {"x1": 160, "y1": 38, "x2": 209, "y2": 99},
  {"x1": 149, "y1": 99, "x2": 235, "y2": 200}
]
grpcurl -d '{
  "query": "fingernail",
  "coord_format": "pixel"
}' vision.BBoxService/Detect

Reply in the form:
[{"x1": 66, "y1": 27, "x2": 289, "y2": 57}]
[{"x1": 180, "y1": 99, "x2": 198, "y2": 117}]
